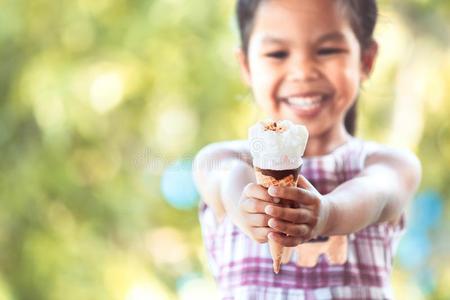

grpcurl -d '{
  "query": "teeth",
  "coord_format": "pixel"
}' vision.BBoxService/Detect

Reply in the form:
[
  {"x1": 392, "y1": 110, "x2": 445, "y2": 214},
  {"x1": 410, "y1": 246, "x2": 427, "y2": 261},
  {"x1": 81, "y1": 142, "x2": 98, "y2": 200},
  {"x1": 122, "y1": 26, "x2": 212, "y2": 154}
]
[{"x1": 286, "y1": 96, "x2": 323, "y2": 107}]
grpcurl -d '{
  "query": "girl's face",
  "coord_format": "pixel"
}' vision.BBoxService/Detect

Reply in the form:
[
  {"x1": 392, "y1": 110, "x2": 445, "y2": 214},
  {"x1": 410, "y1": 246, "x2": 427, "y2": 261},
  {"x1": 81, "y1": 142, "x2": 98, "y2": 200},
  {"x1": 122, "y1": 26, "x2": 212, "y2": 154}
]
[{"x1": 238, "y1": 0, "x2": 377, "y2": 138}]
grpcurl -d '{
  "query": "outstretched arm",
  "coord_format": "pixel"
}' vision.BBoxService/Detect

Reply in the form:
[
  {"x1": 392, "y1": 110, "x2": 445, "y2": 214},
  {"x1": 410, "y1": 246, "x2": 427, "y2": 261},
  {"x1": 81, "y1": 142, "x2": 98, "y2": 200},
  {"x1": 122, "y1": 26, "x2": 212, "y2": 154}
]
[
  {"x1": 265, "y1": 147, "x2": 421, "y2": 246},
  {"x1": 193, "y1": 141, "x2": 252, "y2": 221},
  {"x1": 193, "y1": 141, "x2": 276, "y2": 242},
  {"x1": 322, "y1": 147, "x2": 421, "y2": 236}
]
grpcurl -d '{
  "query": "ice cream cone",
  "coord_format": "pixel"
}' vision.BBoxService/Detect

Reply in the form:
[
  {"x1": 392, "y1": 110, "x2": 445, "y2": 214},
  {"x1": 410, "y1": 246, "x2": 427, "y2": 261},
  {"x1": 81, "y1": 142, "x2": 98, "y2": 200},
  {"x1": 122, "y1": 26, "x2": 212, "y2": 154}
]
[
  {"x1": 254, "y1": 167, "x2": 299, "y2": 273},
  {"x1": 269, "y1": 239, "x2": 284, "y2": 274},
  {"x1": 249, "y1": 120, "x2": 308, "y2": 273}
]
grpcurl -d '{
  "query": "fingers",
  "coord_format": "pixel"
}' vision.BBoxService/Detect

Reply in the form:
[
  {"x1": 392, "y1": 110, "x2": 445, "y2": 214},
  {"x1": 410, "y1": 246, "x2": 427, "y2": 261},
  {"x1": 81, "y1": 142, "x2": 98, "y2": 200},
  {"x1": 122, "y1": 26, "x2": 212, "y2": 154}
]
[
  {"x1": 268, "y1": 218, "x2": 311, "y2": 238},
  {"x1": 241, "y1": 197, "x2": 270, "y2": 214},
  {"x1": 243, "y1": 183, "x2": 274, "y2": 203},
  {"x1": 297, "y1": 175, "x2": 318, "y2": 193},
  {"x1": 265, "y1": 205, "x2": 317, "y2": 225},
  {"x1": 268, "y1": 185, "x2": 317, "y2": 206},
  {"x1": 250, "y1": 227, "x2": 271, "y2": 244},
  {"x1": 268, "y1": 232, "x2": 304, "y2": 247},
  {"x1": 241, "y1": 182, "x2": 281, "y2": 214},
  {"x1": 241, "y1": 197, "x2": 284, "y2": 214},
  {"x1": 246, "y1": 213, "x2": 271, "y2": 227}
]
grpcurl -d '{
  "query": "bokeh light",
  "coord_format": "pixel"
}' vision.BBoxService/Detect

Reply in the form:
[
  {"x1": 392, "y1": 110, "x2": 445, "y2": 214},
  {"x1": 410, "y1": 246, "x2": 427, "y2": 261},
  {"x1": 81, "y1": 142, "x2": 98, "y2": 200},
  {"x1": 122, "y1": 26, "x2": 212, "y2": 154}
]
[
  {"x1": 0, "y1": 274, "x2": 12, "y2": 300},
  {"x1": 145, "y1": 227, "x2": 190, "y2": 266},
  {"x1": 176, "y1": 273, "x2": 219, "y2": 300},
  {"x1": 396, "y1": 190, "x2": 444, "y2": 297},
  {"x1": 160, "y1": 160, "x2": 199, "y2": 210},
  {"x1": 89, "y1": 71, "x2": 124, "y2": 114},
  {"x1": 154, "y1": 105, "x2": 199, "y2": 156},
  {"x1": 397, "y1": 233, "x2": 431, "y2": 269},
  {"x1": 411, "y1": 190, "x2": 443, "y2": 230},
  {"x1": 125, "y1": 282, "x2": 169, "y2": 300}
]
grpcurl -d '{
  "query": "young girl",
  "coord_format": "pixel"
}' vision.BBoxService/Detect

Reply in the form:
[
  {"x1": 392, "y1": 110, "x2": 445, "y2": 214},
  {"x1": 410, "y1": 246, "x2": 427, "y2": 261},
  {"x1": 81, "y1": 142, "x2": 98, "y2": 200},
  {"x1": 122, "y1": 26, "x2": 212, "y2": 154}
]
[{"x1": 194, "y1": 0, "x2": 421, "y2": 299}]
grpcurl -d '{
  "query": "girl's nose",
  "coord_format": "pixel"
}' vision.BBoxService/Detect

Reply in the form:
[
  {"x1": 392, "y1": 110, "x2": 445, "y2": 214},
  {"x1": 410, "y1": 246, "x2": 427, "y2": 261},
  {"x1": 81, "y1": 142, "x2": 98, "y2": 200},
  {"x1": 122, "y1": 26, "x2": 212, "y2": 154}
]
[{"x1": 287, "y1": 57, "x2": 320, "y2": 82}]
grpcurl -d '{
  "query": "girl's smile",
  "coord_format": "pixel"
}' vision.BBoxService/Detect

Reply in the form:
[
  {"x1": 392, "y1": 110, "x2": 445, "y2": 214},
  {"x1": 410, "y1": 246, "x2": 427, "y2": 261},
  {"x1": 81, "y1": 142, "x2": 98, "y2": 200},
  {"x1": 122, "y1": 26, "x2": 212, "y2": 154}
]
[{"x1": 279, "y1": 91, "x2": 333, "y2": 118}]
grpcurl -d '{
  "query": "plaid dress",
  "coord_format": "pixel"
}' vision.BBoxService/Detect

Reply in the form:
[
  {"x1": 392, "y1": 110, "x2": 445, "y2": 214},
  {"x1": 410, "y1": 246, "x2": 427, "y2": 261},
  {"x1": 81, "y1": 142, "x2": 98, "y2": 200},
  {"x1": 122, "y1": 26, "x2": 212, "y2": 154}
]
[{"x1": 199, "y1": 138, "x2": 405, "y2": 300}]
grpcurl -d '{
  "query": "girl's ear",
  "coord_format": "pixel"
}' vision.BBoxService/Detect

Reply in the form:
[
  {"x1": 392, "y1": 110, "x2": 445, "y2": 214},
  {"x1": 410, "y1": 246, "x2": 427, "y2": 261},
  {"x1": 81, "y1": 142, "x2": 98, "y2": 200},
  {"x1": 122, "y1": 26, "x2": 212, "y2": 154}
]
[
  {"x1": 360, "y1": 41, "x2": 378, "y2": 81},
  {"x1": 235, "y1": 47, "x2": 252, "y2": 86}
]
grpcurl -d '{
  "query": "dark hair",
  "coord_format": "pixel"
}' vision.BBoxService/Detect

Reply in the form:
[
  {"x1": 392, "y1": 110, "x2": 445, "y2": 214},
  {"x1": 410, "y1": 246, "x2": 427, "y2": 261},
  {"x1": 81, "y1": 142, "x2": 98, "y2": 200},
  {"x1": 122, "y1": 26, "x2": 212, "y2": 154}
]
[{"x1": 236, "y1": 0, "x2": 378, "y2": 136}]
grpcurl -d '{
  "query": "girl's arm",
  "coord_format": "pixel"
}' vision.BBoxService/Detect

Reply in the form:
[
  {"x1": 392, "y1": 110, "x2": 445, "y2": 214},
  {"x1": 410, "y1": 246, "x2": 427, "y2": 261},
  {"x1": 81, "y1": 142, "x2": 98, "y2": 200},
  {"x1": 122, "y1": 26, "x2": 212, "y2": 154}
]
[
  {"x1": 193, "y1": 141, "x2": 275, "y2": 242},
  {"x1": 322, "y1": 147, "x2": 421, "y2": 236},
  {"x1": 193, "y1": 141, "x2": 252, "y2": 221},
  {"x1": 265, "y1": 147, "x2": 421, "y2": 246}
]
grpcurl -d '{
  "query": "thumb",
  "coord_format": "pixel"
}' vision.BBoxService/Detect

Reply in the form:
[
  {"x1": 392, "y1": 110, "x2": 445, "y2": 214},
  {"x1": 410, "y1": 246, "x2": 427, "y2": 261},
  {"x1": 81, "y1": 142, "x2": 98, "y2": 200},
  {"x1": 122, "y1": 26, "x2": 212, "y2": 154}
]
[{"x1": 297, "y1": 175, "x2": 318, "y2": 193}]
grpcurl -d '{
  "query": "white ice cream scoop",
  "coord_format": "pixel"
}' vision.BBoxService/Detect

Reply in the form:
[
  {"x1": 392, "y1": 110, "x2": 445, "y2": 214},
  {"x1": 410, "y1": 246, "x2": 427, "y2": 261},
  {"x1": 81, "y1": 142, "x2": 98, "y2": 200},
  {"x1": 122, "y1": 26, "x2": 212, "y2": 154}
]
[{"x1": 248, "y1": 119, "x2": 309, "y2": 170}]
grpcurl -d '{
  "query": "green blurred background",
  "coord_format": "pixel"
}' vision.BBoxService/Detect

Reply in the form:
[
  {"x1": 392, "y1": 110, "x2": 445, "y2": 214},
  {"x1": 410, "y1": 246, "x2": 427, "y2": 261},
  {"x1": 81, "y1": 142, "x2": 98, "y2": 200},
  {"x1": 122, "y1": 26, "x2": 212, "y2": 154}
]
[{"x1": 1, "y1": 0, "x2": 449, "y2": 299}]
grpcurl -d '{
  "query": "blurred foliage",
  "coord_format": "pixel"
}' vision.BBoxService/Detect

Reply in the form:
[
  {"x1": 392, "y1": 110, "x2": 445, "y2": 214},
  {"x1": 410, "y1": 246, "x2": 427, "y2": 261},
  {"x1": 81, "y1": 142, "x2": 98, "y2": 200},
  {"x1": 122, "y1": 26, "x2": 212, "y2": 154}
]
[{"x1": 0, "y1": 0, "x2": 449, "y2": 299}]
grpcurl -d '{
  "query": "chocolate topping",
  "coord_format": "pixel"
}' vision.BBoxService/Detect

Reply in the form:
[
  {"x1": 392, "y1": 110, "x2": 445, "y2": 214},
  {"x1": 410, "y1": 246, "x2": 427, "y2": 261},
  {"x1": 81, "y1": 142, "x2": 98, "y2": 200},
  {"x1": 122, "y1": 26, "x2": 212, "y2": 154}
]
[
  {"x1": 255, "y1": 166, "x2": 300, "y2": 180},
  {"x1": 263, "y1": 121, "x2": 286, "y2": 132},
  {"x1": 308, "y1": 236, "x2": 329, "y2": 243}
]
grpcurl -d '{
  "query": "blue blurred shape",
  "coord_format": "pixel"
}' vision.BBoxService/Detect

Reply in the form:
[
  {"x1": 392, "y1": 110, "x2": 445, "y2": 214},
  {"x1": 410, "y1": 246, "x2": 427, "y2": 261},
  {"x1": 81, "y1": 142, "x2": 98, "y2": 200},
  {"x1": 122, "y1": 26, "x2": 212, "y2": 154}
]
[
  {"x1": 411, "y1": 190, "x2": 443, "y2": 230},
  {"x1": 397, "y1": 233, "x2": 431, "y2": 269},
  {"x1": 416, "y1": 267, "x2": 436, "y2": 295},
  {"x1": 161, "y1": 159, "x2": 199, "y2": 210},
  {"x1": 176, "y1": 272, "x2": 201, "y2": 291}
]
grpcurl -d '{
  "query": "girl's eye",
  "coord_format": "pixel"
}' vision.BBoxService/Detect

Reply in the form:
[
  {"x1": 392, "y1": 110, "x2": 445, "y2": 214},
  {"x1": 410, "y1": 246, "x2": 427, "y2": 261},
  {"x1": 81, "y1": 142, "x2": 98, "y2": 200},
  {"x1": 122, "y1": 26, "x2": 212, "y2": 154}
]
[
  {"x1": 265, "y1": 51, "x2": 288, "y2": 59},
  {"x1": 317, "y1": 48, "x2": 345, "y2": 56}
]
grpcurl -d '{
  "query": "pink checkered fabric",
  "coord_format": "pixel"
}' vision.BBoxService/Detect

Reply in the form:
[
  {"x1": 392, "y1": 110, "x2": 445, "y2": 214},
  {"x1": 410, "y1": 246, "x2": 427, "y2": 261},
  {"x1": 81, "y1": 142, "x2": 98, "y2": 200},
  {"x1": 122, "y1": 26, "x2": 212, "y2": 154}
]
[{"x1": 199, "y1": 138, "x2": 405, "y2": 300}]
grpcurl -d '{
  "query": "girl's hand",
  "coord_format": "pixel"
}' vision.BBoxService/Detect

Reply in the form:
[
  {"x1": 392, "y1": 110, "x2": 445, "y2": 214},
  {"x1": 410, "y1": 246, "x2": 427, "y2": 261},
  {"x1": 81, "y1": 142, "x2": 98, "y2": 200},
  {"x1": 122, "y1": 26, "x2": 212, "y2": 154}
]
[
  {"x1": 264, "y1": 176, "x2": 330, "y2": 247},
  {"x1": 230, "y1": 183, "x2": 279, "y2": 243}
]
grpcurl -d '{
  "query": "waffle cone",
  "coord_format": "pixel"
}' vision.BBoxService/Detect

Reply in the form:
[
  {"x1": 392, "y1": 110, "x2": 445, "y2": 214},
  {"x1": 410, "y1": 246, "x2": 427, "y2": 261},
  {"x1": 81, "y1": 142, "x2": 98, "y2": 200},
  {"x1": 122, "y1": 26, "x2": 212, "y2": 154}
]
[
  {"x1": 268, "y1": 239, "x2": 284, "y2": 274},
  {"x1": 254, "y1": 167, "x2": 299, "y2": 273}
]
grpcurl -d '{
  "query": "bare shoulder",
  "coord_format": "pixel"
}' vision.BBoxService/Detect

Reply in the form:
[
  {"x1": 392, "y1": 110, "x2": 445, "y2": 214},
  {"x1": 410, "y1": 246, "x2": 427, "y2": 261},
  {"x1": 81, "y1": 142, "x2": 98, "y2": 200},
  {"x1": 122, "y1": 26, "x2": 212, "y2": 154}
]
[{"x1": 364, "y1": 144, "x2": 422, "y2": 189}]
